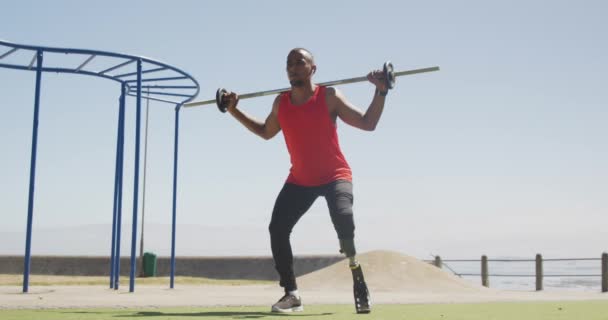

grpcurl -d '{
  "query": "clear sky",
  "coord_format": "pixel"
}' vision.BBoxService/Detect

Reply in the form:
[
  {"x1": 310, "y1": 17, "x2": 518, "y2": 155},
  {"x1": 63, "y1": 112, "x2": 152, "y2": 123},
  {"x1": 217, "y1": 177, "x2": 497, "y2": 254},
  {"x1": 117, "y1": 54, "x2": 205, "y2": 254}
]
[{"x1": 1, "y1": 0, "x2": 606, "y2": 259}]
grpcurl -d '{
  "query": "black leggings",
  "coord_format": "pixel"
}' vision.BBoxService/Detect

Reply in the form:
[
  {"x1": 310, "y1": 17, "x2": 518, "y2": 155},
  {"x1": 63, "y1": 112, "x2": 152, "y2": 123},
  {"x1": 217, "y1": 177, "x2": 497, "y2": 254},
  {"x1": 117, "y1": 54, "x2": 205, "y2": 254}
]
[{"x1": 268, "y1": 180, "x2": 355, "y2": 292}]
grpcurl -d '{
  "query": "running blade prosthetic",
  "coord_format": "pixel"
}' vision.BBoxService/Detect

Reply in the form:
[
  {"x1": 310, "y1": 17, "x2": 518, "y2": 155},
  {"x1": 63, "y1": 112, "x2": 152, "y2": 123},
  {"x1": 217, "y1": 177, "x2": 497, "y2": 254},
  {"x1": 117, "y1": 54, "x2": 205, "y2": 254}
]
[{"x1": 350, "y1": 264, "x2": 371, "y2": 314}]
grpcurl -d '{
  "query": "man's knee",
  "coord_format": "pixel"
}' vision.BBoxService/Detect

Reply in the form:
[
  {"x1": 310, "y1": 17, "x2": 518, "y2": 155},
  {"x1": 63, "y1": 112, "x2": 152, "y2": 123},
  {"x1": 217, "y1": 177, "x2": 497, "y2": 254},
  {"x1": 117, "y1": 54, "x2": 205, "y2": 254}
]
[
  {"x1": 269, "y1": 221, "x2": 290, "y2": 239},
  {"x1": 339, "y1": 238, "x2": 357, "y2": 257},
  {"x1": 332, "y1": 212, "x2": 355, "y2": 239}
]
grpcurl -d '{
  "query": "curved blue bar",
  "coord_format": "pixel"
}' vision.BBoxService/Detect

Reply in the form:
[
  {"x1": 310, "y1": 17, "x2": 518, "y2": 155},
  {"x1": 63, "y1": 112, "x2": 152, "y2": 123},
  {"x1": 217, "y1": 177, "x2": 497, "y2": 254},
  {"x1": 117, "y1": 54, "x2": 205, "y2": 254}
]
[
  {"x1": 1, "y1": 40, "x2": 200, "y2": 293},
  {"x1": 0, "y1": 39, "x2": 200, "y2": 105}
]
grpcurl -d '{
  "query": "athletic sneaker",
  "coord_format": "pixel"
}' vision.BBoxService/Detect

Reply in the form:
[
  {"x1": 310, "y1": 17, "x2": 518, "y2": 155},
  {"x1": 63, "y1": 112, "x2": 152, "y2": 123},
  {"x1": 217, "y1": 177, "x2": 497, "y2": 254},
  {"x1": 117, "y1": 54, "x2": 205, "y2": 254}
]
[{"x1": 271, "y1": 294, "x2": 304, "y2": 313}]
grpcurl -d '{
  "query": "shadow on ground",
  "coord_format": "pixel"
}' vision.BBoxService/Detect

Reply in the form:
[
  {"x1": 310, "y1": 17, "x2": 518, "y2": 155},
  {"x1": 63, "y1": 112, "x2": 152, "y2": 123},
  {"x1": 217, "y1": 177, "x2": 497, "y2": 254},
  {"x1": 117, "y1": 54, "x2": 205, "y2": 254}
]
[{"x1": 61, "y1": 311, "x2": 335, "y2": 319}]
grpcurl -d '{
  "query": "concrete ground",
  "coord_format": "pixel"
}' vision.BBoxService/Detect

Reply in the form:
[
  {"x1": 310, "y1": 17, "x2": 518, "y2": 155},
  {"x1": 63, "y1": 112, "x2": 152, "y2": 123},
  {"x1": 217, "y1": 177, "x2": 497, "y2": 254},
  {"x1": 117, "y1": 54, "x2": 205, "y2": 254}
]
[{"x1": 2, "y1": 251, "x2": 607, "y2": 309}]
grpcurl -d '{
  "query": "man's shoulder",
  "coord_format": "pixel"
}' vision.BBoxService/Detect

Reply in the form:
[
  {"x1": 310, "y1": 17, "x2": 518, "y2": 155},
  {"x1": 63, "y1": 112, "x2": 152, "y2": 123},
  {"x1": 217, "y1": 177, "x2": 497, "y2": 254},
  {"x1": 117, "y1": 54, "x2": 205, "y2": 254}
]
[
  {"x1": 272, "y1": 93, "x2": 284, "y2": 111},
  {"x1": 324, "y1": 86, "x2": 337, "y2": 95},
  {"x1": 324, "y1": 86, "x2": 339, "y2": 103}
]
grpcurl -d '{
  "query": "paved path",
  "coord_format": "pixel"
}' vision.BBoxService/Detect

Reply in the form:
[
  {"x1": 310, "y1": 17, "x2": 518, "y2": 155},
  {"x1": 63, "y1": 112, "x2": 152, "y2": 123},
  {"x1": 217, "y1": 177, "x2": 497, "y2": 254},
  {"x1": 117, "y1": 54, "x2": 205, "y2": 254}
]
[{"x1": 2, "y1": 284, "x2": 607, "y2": 309}]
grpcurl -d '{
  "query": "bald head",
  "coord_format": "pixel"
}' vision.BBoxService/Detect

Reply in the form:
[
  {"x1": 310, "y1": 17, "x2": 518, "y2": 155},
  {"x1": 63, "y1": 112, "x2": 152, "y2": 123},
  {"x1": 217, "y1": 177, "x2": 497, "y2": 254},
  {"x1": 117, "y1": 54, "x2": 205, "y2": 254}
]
[
  {"x1": 288, "y1": 48, "x2": 315, "y2": 64},
  {"x1": 286, "y1": 48, "x2": 317, "y2": 87}
]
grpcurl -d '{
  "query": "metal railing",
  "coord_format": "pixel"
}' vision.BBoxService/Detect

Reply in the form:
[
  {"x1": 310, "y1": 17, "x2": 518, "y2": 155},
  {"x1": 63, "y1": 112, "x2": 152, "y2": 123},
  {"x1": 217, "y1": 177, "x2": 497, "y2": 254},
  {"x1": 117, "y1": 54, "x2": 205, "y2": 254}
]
[{"x1": 430, "y1": 253, "x2": 608, "y2": 292}]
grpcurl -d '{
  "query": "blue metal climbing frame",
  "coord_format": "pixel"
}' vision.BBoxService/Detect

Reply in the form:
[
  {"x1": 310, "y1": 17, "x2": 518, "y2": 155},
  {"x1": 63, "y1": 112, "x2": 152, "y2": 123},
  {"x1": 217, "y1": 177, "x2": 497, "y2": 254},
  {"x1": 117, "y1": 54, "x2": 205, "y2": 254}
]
[{"x1": 0, "y1": 39, "x2": 199, "y2": 293}]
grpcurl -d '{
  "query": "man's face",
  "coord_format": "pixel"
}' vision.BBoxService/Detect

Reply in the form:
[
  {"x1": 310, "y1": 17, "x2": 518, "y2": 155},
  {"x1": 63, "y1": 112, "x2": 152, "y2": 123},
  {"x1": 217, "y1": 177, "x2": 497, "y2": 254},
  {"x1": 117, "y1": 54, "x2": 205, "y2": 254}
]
[{"x1": 286, "y1": 50, "x2": 315, "y2": 87}]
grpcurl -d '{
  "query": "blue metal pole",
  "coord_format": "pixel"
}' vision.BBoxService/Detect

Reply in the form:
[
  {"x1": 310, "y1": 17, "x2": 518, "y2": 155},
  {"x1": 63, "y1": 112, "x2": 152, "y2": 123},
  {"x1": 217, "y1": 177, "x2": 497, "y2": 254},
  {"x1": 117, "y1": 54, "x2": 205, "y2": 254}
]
[
  {"x1": 110, "y1": 84, "x2": 127, "y2": 289},
  {"x1": 170, "y1": 104, "x2": 181, "y2": 289},
  {"x1": 114, "y1": 85, "x2": 126, "y2": 290},
  {"x1": 109, "y1": 87, "x2": 124, "y2": 288},
  {"x1": 129, "y1": 59, "x2": 143, "y2": 292},
  {"x1": 109, "y1": 129, "x2": 118, "y2": 288},
  {"x1": 22, "y1": 50, "x2": 43, "y2": 293}
]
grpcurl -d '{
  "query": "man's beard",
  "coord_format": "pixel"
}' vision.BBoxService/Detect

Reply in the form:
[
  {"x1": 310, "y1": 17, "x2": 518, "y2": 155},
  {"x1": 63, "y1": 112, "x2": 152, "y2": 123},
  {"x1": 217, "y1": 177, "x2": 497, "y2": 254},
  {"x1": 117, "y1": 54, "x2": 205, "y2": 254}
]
[{"x1": 290, "y1": 79, "x2": 304, "y2": 87}]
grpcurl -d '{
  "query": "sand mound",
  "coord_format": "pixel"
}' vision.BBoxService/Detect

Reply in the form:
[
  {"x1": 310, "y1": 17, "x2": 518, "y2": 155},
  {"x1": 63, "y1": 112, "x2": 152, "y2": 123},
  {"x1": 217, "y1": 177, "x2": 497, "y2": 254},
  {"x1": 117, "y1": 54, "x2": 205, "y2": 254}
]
[{"x1": 298, "y1": 250, "x2": 486, "y2": 293}]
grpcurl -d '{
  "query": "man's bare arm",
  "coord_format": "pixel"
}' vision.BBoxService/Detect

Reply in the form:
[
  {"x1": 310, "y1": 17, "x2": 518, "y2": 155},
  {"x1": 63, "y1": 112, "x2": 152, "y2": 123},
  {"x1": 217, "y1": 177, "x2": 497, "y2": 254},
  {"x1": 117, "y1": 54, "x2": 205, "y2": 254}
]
[
  {"x1": 329, "y1": 87, "x2": 386, "y2": 131},
  {"x1": 328, "y1": 69, "x2": 388, "y2": 131},
  {"x1": 226, "y1": 93, "x2": 281, "y2": 140}
]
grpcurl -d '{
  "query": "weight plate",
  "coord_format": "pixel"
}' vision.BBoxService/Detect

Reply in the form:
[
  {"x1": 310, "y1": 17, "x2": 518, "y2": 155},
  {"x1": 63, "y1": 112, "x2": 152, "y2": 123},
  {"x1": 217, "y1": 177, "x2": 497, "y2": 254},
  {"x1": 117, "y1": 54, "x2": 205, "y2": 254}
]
[
  {"x1": 215, "y1": 88, "x2": 228, "y2": 113},
  {"x1": 383, "y1": 61, "x2": 395, "y2": 90}
]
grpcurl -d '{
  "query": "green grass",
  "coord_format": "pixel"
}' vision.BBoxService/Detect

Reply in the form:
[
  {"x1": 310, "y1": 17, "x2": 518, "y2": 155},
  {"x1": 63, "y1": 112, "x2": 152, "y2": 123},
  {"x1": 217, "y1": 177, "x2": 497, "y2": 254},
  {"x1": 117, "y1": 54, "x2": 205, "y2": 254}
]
[{"x1": 2, "y1": 301, "x2": 608, "y2": 320}]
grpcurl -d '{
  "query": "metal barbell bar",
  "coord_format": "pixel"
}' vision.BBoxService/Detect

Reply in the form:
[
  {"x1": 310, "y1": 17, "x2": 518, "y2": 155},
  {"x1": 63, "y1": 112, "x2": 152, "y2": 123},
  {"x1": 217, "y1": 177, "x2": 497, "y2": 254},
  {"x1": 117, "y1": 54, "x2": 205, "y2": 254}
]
[{"x1": 183, "y1": 62, "x2": 439, "y2": 112}]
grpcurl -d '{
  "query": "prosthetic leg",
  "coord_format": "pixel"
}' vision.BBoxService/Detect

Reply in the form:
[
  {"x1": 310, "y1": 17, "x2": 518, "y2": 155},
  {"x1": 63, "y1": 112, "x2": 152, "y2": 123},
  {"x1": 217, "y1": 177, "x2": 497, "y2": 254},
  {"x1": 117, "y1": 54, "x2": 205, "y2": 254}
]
[{"x1": 340, "y1": 239, "x2": 371, "y2": 314}]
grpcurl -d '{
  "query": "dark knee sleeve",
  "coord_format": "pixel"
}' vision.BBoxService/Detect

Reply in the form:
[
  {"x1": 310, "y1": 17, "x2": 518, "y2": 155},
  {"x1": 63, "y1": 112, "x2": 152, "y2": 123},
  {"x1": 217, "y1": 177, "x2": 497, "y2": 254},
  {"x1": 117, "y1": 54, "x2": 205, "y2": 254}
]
[
  {"x1": 333, "y1": 214, "x2": 355, "y2": 239},
  {"x1": 339, "y1": 238, "x2": 357, "y2": 257},
  {"x1": 326, "y1": 180, "x2": 355, "y2": 239}
]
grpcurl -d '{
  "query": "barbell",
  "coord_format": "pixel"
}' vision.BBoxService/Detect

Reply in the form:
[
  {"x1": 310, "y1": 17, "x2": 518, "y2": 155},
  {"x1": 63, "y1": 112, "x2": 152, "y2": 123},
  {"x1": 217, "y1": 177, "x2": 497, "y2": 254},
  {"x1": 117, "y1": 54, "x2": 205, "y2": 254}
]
[{"x1": 183, "y1": 62, "x2": 440, "y2": 112}]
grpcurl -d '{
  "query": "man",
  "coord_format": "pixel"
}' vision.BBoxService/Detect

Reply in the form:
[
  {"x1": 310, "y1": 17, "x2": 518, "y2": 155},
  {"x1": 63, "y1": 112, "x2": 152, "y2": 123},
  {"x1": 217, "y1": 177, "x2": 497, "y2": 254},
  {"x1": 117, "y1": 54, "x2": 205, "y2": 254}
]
[{"x1": 223, "y1": 48, "x2": 388, "y2": 313}]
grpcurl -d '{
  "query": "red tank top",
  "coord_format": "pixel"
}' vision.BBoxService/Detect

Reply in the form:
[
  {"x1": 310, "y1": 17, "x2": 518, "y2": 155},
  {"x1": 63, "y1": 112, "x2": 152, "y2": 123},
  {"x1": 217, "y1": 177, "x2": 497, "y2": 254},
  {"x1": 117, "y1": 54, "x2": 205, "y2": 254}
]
[{"x1": 278, "y1": 86, "x2": 352, "y2": 186}]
